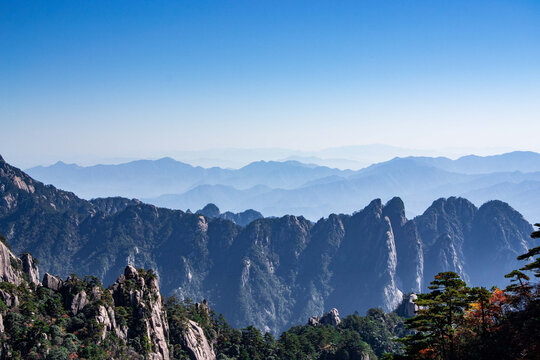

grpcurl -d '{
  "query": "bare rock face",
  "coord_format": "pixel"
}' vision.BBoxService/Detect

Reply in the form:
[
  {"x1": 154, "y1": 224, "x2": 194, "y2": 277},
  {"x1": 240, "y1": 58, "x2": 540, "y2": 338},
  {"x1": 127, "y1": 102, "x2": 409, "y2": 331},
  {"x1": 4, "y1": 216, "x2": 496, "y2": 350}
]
[
  {"x1": 307, "y1": 316, "x2": 320, "y2": 326},
  {"x1": 42, "y1": 273, "x2": 63, "y2": 291},
  {"x1": 70, "y1": 290, "x2": 88, "y2": 315},
  {"x1": 0, "y1": 241, "x2": 24, "y2": 286},
  {"x1": 403, "y1": 293, "x2": 418, "y2": 317},
  {"x1": 94, "y1": 304, "x2": 123, "y2": 341},
  {"x1": 93, "y1": 299, "x2": 127, "y2": 342},
  {"x1": 395, "y1": 293, "x2": 418, "y2": 318},
  {"x1": 182, "y1": 319, "x2": 216, "y2": 360},
  {"x1": 308, "y1": 308, "x2": 341, "y2": 327},
  {"x1": 320, "y1": 308, "x2": 341, "y2": 326},
  {"x1": 124, "y1": 264, "x2": 139, "y2": 279},
  {"x1": 0, "y1": 240, "x2": 42, "y2": 288},
  {"x1": 110, "y1": 266, "x2": 170, "y2": 360},
  {"x1": 20, "y1": 253, "x2": 40, "y2": 285}
]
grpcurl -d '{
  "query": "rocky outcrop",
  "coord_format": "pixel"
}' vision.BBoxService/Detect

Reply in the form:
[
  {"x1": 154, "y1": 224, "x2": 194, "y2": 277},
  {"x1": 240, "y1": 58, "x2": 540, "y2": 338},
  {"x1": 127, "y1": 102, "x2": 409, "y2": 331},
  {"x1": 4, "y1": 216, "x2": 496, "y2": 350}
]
[
  {"x1": 308, "y1": 308, "x2": 341, "y2": 327},
  {"x1": 70, "y1": 290, "x2": 88, "y2": 315},
  {"x1": 110, "y1": 265, "x2": 170, "y2": 360},
  {"x1": 320, "y1": 308, "x2": 341, "y2": 326},
  {"x1": 42, "y1": 272, "x2": 63, "y2": 291},
  {"x1": 0, "y1": 240, "x2": 24, "y2": 286},
  {"x1": 0, "y1": 241, "x2": 40, "y2": 287},
  {"x1": 383, "y1": 197, "x2": 424, "y2": 293},
  {"x1": 20, "y1": 253, "x2": 40, "y2": 285},
  {"x1": 182, "y1": 320, "x2": 216, "y2": 360},
  {"x1": 0, "y1": 241, "x2": 35, "y2": 336},
  {"x1": 196, "y1": 299, "x2": 210, "y2": 316},
  {"x1": 0, "y1": 243, "x2": 214, "y2": 360},
  {"x1": 395, "y1": 293, "x2": 418, "y2": 318},
  {"x1": 95, "y1": 305, "x2": 117, "y2": 341}
]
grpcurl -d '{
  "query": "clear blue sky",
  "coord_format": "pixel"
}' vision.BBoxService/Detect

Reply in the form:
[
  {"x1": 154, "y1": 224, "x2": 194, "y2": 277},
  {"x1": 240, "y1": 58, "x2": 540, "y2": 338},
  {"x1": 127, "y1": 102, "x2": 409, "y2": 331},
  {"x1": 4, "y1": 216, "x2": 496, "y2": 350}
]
[{"x1": 1, "y1": 0, "x2": 540, "y2": 167}]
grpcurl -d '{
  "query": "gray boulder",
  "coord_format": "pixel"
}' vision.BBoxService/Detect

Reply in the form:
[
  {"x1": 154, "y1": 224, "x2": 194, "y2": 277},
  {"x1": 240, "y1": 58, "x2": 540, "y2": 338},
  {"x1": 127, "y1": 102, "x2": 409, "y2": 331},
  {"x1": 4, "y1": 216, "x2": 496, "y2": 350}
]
[
  {"x1": 395, "y1": 293, "x2": 418, "y2": 318},
  {"x1": 70, "y1": 290, "x2": 88, "y2": 315},
  {"x1": 42, "y1": 273, "x2": 63, "y2": 291},
  {"x1": 308, "y1": 308, "x2": 341, "y2": 327}
]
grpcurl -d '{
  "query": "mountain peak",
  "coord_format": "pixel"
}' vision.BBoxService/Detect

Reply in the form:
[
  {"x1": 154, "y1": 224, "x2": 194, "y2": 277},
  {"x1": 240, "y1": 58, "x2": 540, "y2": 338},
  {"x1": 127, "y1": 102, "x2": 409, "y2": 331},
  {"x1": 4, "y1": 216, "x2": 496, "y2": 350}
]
[
  {"x1": 383, "y1": 197, "x2": 407, "y2": 226},
  {"x1": 197, "y1": 203, "x2": 221, "y2": 218},
  {"x1": 362, "y1": 198, "x2": 383, "y2": 215},
  {"x1": 476, "y1": 199, "x2": 526, "y2": 222},
  {"x1": 384, "y1": 197, "x2": 405, "y2": 213},
  {"x1": 156, "y1": 156, "x2": 176, "y2": 163}
]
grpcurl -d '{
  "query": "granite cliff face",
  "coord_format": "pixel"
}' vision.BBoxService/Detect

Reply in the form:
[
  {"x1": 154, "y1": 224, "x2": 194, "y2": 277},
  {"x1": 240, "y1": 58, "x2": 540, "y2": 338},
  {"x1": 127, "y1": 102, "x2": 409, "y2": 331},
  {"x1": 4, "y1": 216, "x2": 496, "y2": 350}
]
[
  {"x1": 0, "y1": 155, "x2": 533, "y2": 334},
  {"x1": 181, "y1": 320, "x2": 216, "y2": 360},
  {"x1": 0, "y1": 237, "x2": 39, "y2": 287},
  {"x1": 109, "y1": 265, "x2": 170, "y2": 360}
]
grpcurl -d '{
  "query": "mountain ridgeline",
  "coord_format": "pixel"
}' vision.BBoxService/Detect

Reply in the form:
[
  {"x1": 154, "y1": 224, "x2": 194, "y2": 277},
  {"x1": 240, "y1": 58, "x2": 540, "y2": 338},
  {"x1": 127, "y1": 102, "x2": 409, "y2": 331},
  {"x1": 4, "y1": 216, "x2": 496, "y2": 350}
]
[
  {"x1": 0, "y1": 155, "x2": 533, "y2": 334},
  {"x1": 25, "y1": 151, "x2": 540, "y2": 222}
]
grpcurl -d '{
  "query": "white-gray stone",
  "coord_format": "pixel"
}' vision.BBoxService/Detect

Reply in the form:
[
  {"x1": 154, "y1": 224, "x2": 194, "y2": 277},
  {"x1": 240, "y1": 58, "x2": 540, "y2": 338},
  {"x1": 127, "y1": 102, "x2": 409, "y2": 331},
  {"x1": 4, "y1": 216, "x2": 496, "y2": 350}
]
[
  {"x1": 43, "y1": 273, "x2": 63, "y2": 291},
  {"x1": 182, "y1": 320, "x2": 216, "y2": 360}
]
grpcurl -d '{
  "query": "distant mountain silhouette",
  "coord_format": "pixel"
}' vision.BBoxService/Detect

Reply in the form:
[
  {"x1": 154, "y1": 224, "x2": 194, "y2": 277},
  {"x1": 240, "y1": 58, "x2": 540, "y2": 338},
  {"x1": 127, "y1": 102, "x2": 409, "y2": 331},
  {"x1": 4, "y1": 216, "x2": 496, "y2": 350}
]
[
  {"x1": 145, "y1": 156, "x2": 540, "y2": 222},
  {"x1": 27, "y1": 158, "x2": 352, "y2": 199},
  {"x1": 196, "y1": 203, "x2": 263, "y2": 226},
  {"x1": 25, "y1": 151, "x2": 540, "y2": 222},
  {"x1": 398, "y1": 151, "x2": 540, "y2": 174}
]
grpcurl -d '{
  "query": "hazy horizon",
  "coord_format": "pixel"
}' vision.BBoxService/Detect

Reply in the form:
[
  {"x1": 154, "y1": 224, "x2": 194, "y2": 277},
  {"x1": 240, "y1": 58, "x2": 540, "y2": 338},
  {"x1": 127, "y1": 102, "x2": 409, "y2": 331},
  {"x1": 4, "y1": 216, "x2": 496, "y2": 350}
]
[
  {"x1": 2, "y1": 1, "x2": 540, "y2": 169},
  {"x1": 3, "y1": 144, "x2": 527, "y2": 170}
]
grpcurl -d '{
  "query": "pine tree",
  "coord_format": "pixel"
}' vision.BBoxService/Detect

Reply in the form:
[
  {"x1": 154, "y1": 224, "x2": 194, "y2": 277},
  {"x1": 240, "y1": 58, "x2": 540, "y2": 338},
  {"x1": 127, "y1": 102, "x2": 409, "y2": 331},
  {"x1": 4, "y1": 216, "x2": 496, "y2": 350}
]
[
  {"x1": 468, "y1": 286, "x2": 492, "y2": 335},
  {"x1": 400, "y1": 272, "x2": 470, "y2": 360},
  {"x1": 516, "y1": 223, "x2": 540, "y2": 278}
]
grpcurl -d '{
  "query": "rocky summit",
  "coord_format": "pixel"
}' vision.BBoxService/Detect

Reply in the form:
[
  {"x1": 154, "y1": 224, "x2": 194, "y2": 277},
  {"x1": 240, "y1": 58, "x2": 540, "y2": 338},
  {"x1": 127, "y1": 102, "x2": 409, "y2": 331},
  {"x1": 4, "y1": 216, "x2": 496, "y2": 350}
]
[{"x1": 0, "y1": 155, "x2": 533, "y2": 334}]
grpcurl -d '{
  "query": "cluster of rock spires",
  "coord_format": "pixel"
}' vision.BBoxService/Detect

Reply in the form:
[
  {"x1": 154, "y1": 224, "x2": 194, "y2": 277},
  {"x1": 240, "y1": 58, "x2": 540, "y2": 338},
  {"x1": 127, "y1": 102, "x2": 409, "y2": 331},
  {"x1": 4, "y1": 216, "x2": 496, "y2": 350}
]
[
  {"x1": 0, "y1": 238, "x2": 216, "y2": 360},
  {"x1": 0, "y1": 155, "x2": 534, "y2": 334},
  {"x1": 308, "y1": 308, "x2": 342, "y2": 327}
]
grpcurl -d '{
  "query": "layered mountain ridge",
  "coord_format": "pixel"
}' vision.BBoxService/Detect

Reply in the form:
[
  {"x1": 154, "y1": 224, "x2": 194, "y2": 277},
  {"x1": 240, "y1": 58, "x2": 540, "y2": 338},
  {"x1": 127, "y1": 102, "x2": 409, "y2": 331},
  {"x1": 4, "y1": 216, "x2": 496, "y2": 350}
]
[
  {"x1": 24, "y1": 151, "x2": 540, "y2": 221},
  {"x1": 0, "y1": 155, "x2": 533, "y2": 334}
]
